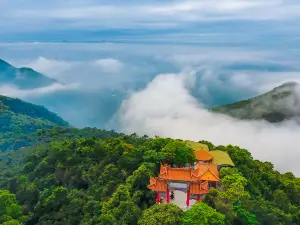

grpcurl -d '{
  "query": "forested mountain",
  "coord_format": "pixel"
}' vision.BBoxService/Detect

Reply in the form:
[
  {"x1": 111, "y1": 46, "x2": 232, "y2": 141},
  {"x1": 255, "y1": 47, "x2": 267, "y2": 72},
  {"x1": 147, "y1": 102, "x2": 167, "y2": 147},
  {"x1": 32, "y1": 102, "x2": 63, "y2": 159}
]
[
  {"x1": 0, "y1": 77, "x2": 299, "y2": 224},
  {"x1": 212, "y1": 82, "x2": 300, "y2": 123},
  {"x1": 0, "y1": 128, "x2": 299, "y2": 225},
  {"x1": 0, "y1": 59, "x2": 56, "y2": 89},
  {"x1": 0, "y1": 95, "x2": 69, "y2": 151}
]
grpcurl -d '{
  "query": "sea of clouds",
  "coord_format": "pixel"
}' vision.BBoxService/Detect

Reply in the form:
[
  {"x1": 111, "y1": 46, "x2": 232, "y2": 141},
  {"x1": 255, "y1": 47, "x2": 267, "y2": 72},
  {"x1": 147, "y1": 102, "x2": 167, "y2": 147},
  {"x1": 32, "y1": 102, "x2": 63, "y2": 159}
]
[
  {"x1": 1, "y1": 43, "x2": 300, "y2": 176},
  {"x1": 116, "y1": 69, "x2": 300, "y2": 176}
]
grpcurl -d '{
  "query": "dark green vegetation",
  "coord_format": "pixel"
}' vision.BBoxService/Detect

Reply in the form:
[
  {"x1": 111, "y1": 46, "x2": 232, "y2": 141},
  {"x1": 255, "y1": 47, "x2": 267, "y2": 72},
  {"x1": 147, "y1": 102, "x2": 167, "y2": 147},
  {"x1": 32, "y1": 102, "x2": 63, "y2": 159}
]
[
  {"x1": 212, "y1": 82, "x2": 300, "y2": 123},
  {"x1": 0, "y1": 129, "x2": 299, "y2": 225},
  {"x1": 0, "y1": 59, "x2": 56, "y2": 89},
  {"x1": 0, "y1": 95, "x2": 69, "y2": 151},
  {"x1": 0, "y1": 189, "x2": 28, "y2": 224}
]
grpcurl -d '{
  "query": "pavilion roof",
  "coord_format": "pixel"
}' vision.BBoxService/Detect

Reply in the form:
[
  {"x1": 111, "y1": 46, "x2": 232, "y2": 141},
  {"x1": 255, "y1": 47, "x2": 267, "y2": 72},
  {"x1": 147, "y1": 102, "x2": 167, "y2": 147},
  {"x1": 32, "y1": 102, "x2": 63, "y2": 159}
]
[
  {"x1": 195, "y1": 164, "x2": 219, "y2": 181},
  {"x1": 194, "y1": 148, "x2": 213, "y2": 161},
  {"x1": 159, "y1": 163, "x2": 219, "y2": 182},
  {"x1": 190, "y1": 181, "x2": 209, "y2": 194},
  {"x1": 147, "y1": 177, "x2": 167, "y2": 192}
]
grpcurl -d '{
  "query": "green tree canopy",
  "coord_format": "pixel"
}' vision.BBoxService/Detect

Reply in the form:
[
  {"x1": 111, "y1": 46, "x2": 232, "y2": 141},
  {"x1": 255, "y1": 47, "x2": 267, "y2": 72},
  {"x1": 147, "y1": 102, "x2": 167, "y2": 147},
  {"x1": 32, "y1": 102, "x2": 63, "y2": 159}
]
[
  {"x1": 1, "y1": 129, "x2": 299, "y2": 225},
  {"x1": 0, "y1": 190, "x2": 25, "y2": 224},
  {"x1": 138, "y1": 203, "x2": 183, "y2": 225},
  {"x1": 101, "y1": 184, "x2": 141, "y2": 225},
  {"x1": 162, "y1": 140, "x2": 195, "y2": 165},
  {"x1": 181, "y1": 202, "x2": 225, "y2": 225}
]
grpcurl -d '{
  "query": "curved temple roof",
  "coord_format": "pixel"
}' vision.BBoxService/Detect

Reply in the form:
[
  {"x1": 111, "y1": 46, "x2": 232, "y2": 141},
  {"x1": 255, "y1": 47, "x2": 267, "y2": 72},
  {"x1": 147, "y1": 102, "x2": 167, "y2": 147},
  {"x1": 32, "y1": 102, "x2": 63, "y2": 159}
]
[
  {"x1": 147, "y1": 144, "x2": 234, "y2": 194},
  {"x1": 190, "y1": 181, "x2": 209, "y2": 194},
  {"x1": 147, "y1": 177, "x2": 211, "y2": 195},
  {"x1": 147, "y1": 177, "x2": 167, "y2": 192},
  {"x1": 194, "y1": 148, "x2": 213, "y2": 161},
  {"x1": 159, "y1": 164, "x2": 220, "y2": 182}
]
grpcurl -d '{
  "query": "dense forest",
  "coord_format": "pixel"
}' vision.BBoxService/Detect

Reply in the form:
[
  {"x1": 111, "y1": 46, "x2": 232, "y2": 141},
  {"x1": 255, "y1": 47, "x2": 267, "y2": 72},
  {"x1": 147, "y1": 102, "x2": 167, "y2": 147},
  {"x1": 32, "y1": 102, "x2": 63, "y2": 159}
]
[
  {"x1": 0, "y1": 95, "x2": 69, "y2": 151},
  {"x1": 0, "y1": 127, "x2": 299, "y2": 225}
]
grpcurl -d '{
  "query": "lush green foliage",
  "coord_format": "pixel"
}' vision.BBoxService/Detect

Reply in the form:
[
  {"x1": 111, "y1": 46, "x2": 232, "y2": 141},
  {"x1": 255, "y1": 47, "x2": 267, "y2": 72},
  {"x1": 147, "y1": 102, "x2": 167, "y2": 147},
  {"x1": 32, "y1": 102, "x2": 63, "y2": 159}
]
[
  {"x1": 0, "y1": 131, "x2": 195, "y2": 224},
  {"x1": 162, "y1": 140, "x2": 195, "y2": 166},
  {"x1": 138, "y1": 204, "x2": 183, "y2": 225},
  {"x1": 0, "y1": 128, "x2": 299, "y2": 225},
  {"x1": 0, "y1": 95, "x2": 69, "y2": 151},
  {"x1": 181, "y1": 202, "x2": 225, "y2": 225},
  {"x1": 0, "y1": 190, "x2": 27, "y2": 224},
  {"x1": 203, "y1": 143, "x2": 300, "y2": 225}
]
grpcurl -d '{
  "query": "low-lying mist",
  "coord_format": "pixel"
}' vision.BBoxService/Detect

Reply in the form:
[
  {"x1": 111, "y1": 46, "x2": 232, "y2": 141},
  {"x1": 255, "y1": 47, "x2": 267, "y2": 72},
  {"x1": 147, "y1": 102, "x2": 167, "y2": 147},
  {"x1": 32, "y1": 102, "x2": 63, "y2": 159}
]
[
  {"x1": 116, "y1": 69, "x2": 300, "y2": 176},
  {"x1": 2, "y1": 44, "x2": 300, "y2": 173}
]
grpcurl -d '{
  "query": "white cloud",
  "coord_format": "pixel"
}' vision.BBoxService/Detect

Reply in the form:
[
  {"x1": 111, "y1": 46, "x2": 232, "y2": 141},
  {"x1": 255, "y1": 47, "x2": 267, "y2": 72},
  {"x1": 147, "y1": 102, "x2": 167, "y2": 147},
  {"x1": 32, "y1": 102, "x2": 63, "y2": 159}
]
[
  {"x1": 247, "y1": 72, "x2": 300, "y2": 93},
  {"x1": 3, "y1": 43, "x2": 300, "y2": 134},
  {"x1": 14, "y1": 56, "x2": 128, "y2": 90},
  {"x1": 22, "y1": 57, "x2": 124, "y2": 78},
  {"x1": 159, "y1": 0, "x2": 300, "y2": 21},
  {"x1": 148, "y1": 0, "x2": 268, "y2": 15},
  {"x1": 160, "y1": 49, "x2": 270, "y2": 66},
  {"x1": 94, "y1": 58, "x2": 124, "y2": 73},
  {"x1": 8, "y1": 45, "x2": 300, "y2": 105},
  {"x1": 3, "y1": 0, "x2": 300, "y2": 33},
  {"x1": 117, "y1": 70, "x2": 300, "y2": 176},
  {"x1": 23, "y1": 57, "x2": 73, "y2": 78},
  {"x1": 0, "y1": 83, "x2": 79, "y2": 98}
]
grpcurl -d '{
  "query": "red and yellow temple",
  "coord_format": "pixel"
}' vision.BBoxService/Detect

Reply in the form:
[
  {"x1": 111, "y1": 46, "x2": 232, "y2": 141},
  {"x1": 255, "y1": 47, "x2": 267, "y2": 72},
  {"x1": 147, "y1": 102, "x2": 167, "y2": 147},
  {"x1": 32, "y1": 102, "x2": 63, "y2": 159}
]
[{"x1": 148, "y1": 149, "x2": 221, "y2": 207}]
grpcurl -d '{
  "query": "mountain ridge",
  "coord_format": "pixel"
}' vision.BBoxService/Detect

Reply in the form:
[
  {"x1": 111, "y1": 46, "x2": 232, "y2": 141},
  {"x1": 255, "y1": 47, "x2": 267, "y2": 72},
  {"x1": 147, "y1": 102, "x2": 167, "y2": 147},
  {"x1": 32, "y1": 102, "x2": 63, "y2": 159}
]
[
  {"x1": 212, "y1": 81, "x2": 300, "y2": 122},
  {"x1": 0, "y1": 94, "x2": 69, "y2": 151},
  {"x1": 0, "y1": 58, "x2": 56, "y2": 89}
]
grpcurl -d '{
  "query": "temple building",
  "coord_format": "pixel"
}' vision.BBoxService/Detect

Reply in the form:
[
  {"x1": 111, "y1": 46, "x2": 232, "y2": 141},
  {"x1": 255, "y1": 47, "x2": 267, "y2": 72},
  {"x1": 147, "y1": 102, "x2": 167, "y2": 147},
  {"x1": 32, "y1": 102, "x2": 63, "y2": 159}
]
[{"x1": 147, "y1": 146, "x2": 234, "y2": 208}]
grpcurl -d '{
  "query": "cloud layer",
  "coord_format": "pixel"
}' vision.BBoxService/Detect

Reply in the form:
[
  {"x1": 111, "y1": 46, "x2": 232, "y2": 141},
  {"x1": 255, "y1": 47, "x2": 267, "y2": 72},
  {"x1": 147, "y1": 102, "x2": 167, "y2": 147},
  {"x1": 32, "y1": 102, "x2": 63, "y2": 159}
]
[
  {"x1": 14, "y1": 56, "x2": 132, "y2": 92},
  {"x1": 3, "y1": 0, "x2": 300, "y2": 28},
  {"x1": 1, "y1": 0, "x2": 300, "y2": 43},
  {"x1": 117, "y1": 69, "x2": 300, "y2": 176},
  {"x1": 2, "y1": 43, "x2": 300, "y2": 142},
  {"x1": 0, "y1": 83, "x2": 79, "y2": 98}
]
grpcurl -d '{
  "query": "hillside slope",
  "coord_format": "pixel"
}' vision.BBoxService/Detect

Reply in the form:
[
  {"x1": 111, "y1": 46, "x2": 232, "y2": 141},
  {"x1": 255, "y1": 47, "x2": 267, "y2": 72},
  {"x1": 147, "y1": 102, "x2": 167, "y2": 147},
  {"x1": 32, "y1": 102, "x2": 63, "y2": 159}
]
[
  {"x1": 0, "y1": 58, "x2": 56, "y2": 89},
  {"x1": 212, "y1": 82, "x2": 300, "y2": 122},
  {"x1": 0, "y1": 132, "x2": 299, "y2": 224},
  {"x1": 0, "y1": 95, "x2": 69, "y2": 151}
]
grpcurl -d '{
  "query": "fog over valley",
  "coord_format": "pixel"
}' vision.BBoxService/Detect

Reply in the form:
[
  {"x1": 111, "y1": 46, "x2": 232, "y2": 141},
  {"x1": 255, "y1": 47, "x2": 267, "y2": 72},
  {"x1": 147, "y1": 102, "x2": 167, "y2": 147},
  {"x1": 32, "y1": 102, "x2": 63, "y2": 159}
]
[{"x1": 1, "y1": 42, "x2": 300, "y2": 175}]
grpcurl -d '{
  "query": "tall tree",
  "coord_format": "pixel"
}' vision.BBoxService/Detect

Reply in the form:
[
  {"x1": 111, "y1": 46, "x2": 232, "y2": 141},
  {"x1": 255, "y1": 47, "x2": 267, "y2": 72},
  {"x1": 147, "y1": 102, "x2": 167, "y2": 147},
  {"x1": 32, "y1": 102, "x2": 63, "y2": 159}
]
[
  {"x1": 138, "y1": 204, "x2": 183, "y2": 225},
  {"x1": 162, "y1": 140, "x2": 195, "y2": 166},
  {"x1": 0, "y1": 190, "x2": 25, "y2": 224},
  {"x1": 181, "y1": 202, "x2": 225, "y2": 225}
]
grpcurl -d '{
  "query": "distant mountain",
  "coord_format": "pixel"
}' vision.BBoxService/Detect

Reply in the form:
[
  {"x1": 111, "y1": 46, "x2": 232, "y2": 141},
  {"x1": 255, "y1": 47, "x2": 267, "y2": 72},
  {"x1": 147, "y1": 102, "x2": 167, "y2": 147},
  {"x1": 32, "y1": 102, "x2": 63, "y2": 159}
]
[
  {"x1": 212, "y1": 82, "x2": 300, "y2": 123},
  {"x1": 0, "y1": 59, "x2": 56, "y2": 89},
  {"x1": 0, "y1": 95, "x2": 69, "y2": 151}
]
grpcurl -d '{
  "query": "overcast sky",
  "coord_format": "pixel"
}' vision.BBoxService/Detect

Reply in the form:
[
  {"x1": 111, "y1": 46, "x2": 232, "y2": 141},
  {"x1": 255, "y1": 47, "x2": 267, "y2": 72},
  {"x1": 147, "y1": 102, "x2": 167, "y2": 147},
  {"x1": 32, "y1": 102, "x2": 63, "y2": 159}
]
[{"x1": 0, "y1": 0, "x2": 300, "y2": 45}]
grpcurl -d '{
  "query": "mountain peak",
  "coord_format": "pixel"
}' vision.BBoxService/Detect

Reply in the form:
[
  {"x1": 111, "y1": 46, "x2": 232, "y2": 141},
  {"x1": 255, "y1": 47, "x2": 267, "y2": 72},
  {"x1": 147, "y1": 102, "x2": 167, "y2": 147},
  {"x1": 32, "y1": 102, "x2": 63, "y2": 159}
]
[
  {"x1": 0, "y1": 94, "x2": 69, "y2": 150},
  {"x1": 0, "y1": 58, "x2": 57, "y2": 89},
  {"x1": 0, "y1": 59, "x2": 14, "y2": 70},
  {"x1": 275, "y1": 81, "x2": 299, "y2": 89},
  {"x1": 212, "y1": 81, "x2": 300, "y2": 123},
  {"x1": 18, "y1": 67, "x2": 35, "y2": 72},
  {"x1": 0, "y1": 58, "x2": 11, "y2": 65}
]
